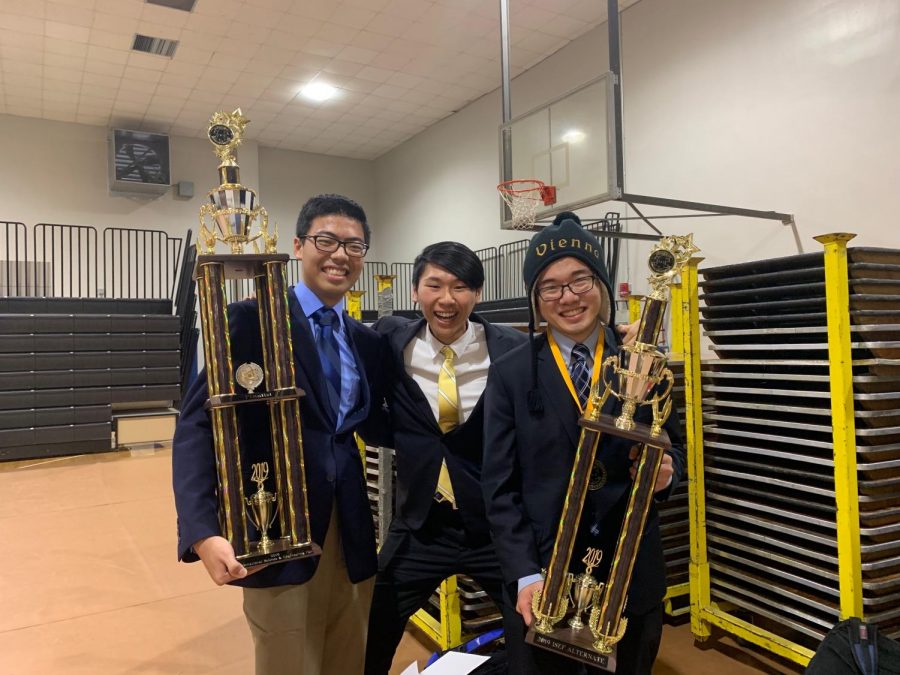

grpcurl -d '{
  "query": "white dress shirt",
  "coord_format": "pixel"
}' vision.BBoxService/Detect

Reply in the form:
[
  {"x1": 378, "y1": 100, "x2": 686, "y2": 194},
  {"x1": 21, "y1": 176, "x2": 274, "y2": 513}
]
[{"x1": 403, "y1": 320, "x2": 490, "y2": 426}]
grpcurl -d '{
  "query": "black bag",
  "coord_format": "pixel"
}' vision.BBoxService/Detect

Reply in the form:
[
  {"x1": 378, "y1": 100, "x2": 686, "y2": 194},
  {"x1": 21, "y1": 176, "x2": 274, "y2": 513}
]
[{"x1": 806, "y1": 618, "x2": 900, "y2": 674}]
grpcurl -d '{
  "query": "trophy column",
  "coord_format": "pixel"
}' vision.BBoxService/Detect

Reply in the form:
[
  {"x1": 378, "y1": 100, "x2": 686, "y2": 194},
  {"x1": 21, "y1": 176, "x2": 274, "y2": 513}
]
[{"x1": 197, "y1": 260, "x2": 249, "y2": 555}]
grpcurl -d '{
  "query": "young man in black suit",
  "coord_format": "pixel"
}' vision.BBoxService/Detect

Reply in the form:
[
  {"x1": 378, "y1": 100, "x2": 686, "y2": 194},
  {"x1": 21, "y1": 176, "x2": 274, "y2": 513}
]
[
  {"x1": 364, "y1": 241, "x2": 530, "y2": 674},
  {"x1": 482, "y1": 214, "x2": 685, "y2": 674},
  {"x1": 173, "y1": 194, "x2": 389, "y2": 675}
]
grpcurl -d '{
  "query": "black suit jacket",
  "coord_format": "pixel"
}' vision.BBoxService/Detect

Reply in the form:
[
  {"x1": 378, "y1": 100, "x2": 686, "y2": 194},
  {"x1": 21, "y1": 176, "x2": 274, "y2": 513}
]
[
  {"x1": 172, "y1": 289, "x2": 389, "y2": 587},
  {"x1": 374, "y1": 313, "x2": 527, "y2": 557},
  {"x1": 481, "y1": 327, "x2": 685, "y2": 614}
]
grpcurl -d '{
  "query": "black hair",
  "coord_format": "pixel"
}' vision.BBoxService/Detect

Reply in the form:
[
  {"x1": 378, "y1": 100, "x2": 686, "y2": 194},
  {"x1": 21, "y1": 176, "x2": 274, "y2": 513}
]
[
  {"x1": 411, "y1": 241, "x2": 485, "y2": 291},
  {"x1": 295, "y1": 194, "x2": 371, "y2": 245}
]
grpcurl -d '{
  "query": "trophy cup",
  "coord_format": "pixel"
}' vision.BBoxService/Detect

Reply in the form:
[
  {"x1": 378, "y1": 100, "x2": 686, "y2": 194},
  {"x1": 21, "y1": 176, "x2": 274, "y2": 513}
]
[
  {"x1": 526, "y1": 235, "x2": 699, "y2": 668},
  {"x1": 194, "y1": 108, "x2": 321, "y2": 566}
]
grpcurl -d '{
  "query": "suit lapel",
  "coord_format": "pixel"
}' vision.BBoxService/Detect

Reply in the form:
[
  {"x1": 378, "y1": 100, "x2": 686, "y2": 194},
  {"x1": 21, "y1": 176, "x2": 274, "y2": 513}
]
[
  {"x1": 393, "y1": 318, "x2": 441, "y2": 433},
  {"x1": 287, "y1": 290, "x2": 336, "y2": 426},
  {"x1": 340, "y1": 315, "x2": 370, "y2": 431},
  {"x1": 536, "y1": 339, "x2": 581, "y2": 449}
]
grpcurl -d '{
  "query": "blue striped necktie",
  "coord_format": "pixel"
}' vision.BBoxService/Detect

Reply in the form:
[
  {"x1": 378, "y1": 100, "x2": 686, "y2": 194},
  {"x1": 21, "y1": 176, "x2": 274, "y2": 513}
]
[
  {"x1": 312, "y1": 307, "x2": 342, "y2": 415},
  {"x1": 570, "y1": 343, "x2": 591, "y2": 409}
]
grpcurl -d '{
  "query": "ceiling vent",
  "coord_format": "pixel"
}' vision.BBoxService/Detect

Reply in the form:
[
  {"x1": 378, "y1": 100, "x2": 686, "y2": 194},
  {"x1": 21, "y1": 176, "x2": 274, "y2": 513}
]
[
  {"x1": 132, "y1": 34, "x2": 179, "y2": 58},
  {"x1": 146, "y1": 0, "x2": 198, "y2": 11}
]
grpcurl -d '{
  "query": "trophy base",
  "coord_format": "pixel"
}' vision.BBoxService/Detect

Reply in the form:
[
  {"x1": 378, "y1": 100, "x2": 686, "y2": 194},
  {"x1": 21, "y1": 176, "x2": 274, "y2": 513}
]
[
  {"x1": 580, "y1": 413, "x2": 671, "y2": 450},
  {"x1": 526, "y1": 624, "x2": 616, "y2": 671},
  {"x1": 237, "y1": 538, "x2": 322, "y2": 568}
]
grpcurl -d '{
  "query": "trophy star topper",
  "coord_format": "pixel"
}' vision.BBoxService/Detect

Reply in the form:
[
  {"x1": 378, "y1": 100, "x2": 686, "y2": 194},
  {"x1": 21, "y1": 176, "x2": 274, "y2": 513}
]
[
  {"x1": 646, "y1": 233, "x2": 701, "y2": 298},
  {"x1": 207, "y1": 108, "x2": 250, "y2": 165}
]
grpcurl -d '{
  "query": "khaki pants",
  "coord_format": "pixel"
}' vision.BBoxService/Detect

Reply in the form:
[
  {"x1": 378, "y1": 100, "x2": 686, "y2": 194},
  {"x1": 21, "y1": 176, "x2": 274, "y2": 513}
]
[{"x1": 243, "y1": 507, "x2": 375, "y2": 675}]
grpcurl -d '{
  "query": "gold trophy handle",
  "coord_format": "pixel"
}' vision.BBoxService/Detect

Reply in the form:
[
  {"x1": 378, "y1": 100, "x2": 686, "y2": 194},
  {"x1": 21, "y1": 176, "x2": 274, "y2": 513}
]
[
  {"x1": 599, "y1": 354, "x2": 620, "y2": 402},
  {"x1": 646, "y1": 367, "x2": 675, "y2": 407},
  {"x1": 198, "y1": 203, "x2": 219, "y2": 254}
]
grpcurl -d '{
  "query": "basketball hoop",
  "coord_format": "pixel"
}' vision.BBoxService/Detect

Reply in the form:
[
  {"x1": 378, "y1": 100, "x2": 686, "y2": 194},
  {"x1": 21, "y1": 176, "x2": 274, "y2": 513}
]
[{"x1": 497, "y1": 179, "x2": 557, "y2": 230}]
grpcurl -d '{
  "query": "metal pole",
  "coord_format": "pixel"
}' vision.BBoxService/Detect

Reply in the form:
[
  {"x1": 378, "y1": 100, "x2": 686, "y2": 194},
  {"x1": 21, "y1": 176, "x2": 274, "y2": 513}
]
[
  {"x1": 499, "y1": 0, "x2": 511, "y2": 124},
  {"x1": 815, "y1": 232, "x2": 863, "y2": 619},
  {"x1": 608, "y1": 0, "x2": 624, "y2": 190}
]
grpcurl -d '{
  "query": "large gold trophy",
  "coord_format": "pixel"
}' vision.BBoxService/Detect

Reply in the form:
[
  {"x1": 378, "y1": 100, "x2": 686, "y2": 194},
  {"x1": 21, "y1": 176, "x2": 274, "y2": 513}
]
[
  {"x1": 526, "y1": 235, "x2": 698, "y2": 669},
  {"x1": 195, "y1": 109, "x2": 320, "y2": 566}
]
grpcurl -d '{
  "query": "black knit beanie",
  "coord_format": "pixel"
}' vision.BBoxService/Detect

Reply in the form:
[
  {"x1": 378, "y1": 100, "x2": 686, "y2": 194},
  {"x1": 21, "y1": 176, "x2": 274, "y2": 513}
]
[{"x1": 522, "y1": 212, "x2": 616, "y2": 415}]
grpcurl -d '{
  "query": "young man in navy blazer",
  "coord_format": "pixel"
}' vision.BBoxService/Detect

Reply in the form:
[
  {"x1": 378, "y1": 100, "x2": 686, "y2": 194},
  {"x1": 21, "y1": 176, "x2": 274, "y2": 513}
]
[
  {"x1": 173, "y1": 194, "x2": 389, "y2": 675},
  {"x1": 364, "y1": 242, "x2": 530, "y2": 674},
  {"x1": 482, "y1": 214, "x2": 685, "y2": 674}
]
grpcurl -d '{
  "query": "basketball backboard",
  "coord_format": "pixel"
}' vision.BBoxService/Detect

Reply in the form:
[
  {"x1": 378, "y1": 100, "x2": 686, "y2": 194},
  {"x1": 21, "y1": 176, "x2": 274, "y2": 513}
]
[{"x1": 499, "y1": 73, "x2": 619, "y2": 229}]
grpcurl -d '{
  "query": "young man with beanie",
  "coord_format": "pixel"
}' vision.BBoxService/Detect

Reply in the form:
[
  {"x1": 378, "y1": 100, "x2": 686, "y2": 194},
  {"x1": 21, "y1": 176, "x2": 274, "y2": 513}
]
[
  {"x1": 364, "y1": 241, "x2": 530, "y2": 674},
  {"x1": 173, "y1": 194, "x2": 390, "y2": 675},
  {"x1": 481, "y1": 213, "x2": 685, "y2": 674}
]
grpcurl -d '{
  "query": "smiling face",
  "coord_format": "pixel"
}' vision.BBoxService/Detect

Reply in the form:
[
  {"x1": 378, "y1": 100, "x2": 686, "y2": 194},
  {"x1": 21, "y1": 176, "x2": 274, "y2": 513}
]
[
  {"x1": 535, "y1": 256, "x2": 604, "y2": 343},
  {"x1": 293, "y1": 214, "x2": 365, "y2": 307},
  {"x1": 412, "y1": 263, "x2": 482, "y2": 345}
]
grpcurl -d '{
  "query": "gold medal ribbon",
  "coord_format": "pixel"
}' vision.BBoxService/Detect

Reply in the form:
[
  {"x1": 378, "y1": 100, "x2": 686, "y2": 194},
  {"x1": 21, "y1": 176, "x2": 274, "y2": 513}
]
[{"x1": 546, "y1": 325, "x2": 605, "y2": 416}]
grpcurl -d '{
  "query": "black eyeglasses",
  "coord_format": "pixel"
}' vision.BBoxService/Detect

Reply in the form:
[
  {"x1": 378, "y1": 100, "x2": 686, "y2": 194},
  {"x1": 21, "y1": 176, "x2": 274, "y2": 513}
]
[
  {"x1": 535, "y1": 275, "x2": 596, "y2": 301},
  {"x1": 301, "y1": 234, "x2": 369, "y2": 258}
]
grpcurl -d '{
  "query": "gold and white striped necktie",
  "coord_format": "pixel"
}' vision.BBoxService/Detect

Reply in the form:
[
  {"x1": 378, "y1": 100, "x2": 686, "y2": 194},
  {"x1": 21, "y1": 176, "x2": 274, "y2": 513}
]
[{"x1": 436, "y1": 345, "x2": 458, "y2": 506}]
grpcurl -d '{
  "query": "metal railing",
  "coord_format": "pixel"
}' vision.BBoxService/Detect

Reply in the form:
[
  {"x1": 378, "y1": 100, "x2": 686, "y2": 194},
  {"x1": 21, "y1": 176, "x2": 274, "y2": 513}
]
[
  {"x1": 390, "y1": 262, "x2": 415, "y2": 311},
  {"x1": 2, "y1": 222, "x2": 187, "y2": 301},
  {"x1": 0, "y1": 221, "x2": 28, "y2": 297},
  {"x1": 475, "y1": 246, "x2": 500, "y2": 302},
  {"x1": 34, "y1": 223, "x2": 100, "y2": 298},
  {"x1": 103, "y1": 227, "x2": 184, "y2": 299}
]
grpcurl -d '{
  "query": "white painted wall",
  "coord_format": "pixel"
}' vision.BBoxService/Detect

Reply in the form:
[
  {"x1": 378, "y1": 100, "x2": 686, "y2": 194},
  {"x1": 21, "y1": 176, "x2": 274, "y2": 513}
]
[
  {"x1": 258, "y1": 146, "x2": 379, "y2": 258},
  {"x1": 374, "y1": 0, "x2": 900, "y2": 292},
  {"x1": 0, "y1": 113, "x2": 377, "y2": 257}
]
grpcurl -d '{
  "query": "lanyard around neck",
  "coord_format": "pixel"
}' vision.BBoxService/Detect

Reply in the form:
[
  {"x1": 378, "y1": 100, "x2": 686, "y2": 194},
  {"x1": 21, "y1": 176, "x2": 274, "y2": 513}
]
[{"x1": 546, "y1": 327, "x2": 605, "y2": 416}]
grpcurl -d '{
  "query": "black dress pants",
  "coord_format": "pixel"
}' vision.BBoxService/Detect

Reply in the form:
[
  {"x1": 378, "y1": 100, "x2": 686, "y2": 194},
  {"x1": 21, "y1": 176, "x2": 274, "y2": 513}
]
[{"x1": 364, "y1": 501, "x2": 529, "y2": 674}]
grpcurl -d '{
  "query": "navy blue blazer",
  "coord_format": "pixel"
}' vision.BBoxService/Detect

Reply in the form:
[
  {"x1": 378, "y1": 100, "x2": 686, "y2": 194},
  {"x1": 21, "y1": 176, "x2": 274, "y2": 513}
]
[
  {"x1": 172, "y1": 289, "x2": 389, "y2": 587},
  {"x1": 481, "y1": 327, "x2": 685, "y2": 614},
  {"x1": 374, "y1": 313, "x2": 526, "y2": 560}
]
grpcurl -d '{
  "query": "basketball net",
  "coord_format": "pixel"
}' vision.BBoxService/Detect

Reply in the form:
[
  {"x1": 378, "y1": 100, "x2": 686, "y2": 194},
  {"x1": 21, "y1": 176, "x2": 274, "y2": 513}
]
[{"x1": 497, "y1": 179, "x2": 557, "y2": 230}]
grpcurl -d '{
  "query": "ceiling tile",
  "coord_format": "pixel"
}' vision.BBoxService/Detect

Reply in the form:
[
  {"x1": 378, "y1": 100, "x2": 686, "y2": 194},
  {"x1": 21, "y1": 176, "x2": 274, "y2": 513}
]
[
  {"x1": 122, "y1": 65, "x2": 164, "y2": 83},
  {"x1": 89, "y1": 27, "x2": 132, "y2": 50},
  {"x1": 45, "y1": 2, "x2": 95, "y2": 27},
  {"x1": 302, "y1": 37, "x2": 344, "y2": 58},
  {"x1": 44, "y1": 38, "x2": 90, "y2": 58},
  {"x1": 44, "y1": 77, "x2": 82, "y2": 93},
  {"x1": 0, "y1": 0, "x2": 619, "y2": 159},
  {"x1": 3, "y1": 61, "x2": 43, "y2": 77},
  {"x1": 365, "y1": 13, "x2": 413, "y2": 38},
  {"x1": 382, "y1": 0, "x2": 430, "y2": 21},
  {"x1": 355, "y1": 65, "x2": 394, "y2": 83},
  {"x1": 94, "y1": 0, "x2": 142, "y2": 19},
  {"x1": 0, "y1": 12, "x2": 44, "y2": 35},
  {"x1": 127, "y1": 51, "x2": 171, "y2": 71},
  {"x1": 141, "y1": 2, "x2": 191, "y2": 28},
  {"x1": 0, "y1": 0, "x2": 46, "y2": 18},
  {"x1": 45, "y1": 21, "x2": 92, "y2": 43},
  {"x1": 352, "y1": 30, "x2": 394, "y2": 52},
  {"x1": 0, "y1": 28, "x2": 45, "y2": 50}
]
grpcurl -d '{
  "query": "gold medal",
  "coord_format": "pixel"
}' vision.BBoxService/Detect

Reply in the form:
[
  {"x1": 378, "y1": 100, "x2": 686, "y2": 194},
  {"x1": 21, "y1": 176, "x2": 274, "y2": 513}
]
[{"x1": 588, "y1": 460, "x2": 607, "y2": 491}]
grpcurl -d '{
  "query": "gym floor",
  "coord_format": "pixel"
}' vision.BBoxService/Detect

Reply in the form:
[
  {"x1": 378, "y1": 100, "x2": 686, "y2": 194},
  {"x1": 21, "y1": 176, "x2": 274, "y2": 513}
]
[{"x1": 0, "y1": 448, "x2": 803, "y2": 674}]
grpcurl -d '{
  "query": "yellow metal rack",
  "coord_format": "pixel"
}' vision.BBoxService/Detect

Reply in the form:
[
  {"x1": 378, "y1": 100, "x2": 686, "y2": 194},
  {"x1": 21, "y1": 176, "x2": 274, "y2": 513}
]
[{"x1": 678, "y1": 234, "x2": 879, "y2": 667}]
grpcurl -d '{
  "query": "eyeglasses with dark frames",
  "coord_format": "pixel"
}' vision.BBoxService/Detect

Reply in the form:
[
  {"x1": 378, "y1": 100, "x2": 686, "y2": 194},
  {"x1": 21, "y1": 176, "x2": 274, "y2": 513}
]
[
  {"x1": 301, "y1": 234, "x2": 369, "y2": 258},
  {"x1": 535, "y1": 274, "x2": 597, "y2": 301}
]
